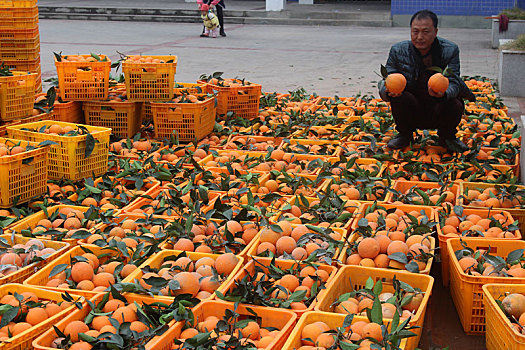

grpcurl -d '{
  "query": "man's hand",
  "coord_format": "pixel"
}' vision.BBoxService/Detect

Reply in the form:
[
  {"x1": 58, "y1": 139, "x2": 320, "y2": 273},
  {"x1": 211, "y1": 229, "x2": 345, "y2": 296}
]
[
  {"x1": 386, "y1": 87, "x2": 402, "y2": 98},
  {"x1": 428, "y1": 86, "x2": 444, "y2": 98}
]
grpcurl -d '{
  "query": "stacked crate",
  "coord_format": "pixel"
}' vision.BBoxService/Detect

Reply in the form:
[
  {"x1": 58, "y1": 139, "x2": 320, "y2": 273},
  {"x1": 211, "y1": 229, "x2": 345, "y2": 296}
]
[{"x1": 0, "y1": 0, "x2": 41, "y2": 92}]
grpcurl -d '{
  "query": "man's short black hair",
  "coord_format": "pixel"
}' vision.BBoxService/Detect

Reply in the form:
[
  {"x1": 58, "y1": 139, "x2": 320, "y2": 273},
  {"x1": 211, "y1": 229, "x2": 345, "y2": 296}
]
[{"x1": 410, "y1": 10, "x2": 438, "y2": 28}]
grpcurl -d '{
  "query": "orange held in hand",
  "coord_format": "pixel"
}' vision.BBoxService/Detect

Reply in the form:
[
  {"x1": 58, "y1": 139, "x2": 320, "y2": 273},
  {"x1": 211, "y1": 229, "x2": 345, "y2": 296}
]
[
  {"x1": 428, "y1": 73, "x2": 449, "y2": 94},
  {"x1": 385, "y1": 73, "x2": 406, "y2": 94}
]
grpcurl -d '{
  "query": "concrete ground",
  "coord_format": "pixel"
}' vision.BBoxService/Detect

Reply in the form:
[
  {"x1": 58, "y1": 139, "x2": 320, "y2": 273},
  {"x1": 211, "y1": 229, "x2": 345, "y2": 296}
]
[
  {"x1": 40, "y1": 20, "x2": 514, "y2": 96},
  {"x1": 37, "y1": 17, "x2": 523, "y2": 350},
  {"x1": 39, "y1": 19, "x2": 523, "y2": 117}
]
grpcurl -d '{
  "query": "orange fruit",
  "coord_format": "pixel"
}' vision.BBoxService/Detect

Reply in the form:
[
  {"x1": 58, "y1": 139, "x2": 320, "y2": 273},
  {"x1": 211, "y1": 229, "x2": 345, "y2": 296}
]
[
  {"x1": 214, "y1": 253, "x2": 239, "y2": 275},
  {"x1": 63, "y1": 320, "x2": 89, "y2": 342},
  {"x1": 385, "y1": 73, "x2": 406, "y2": 94},
  {"x1": 357, "y1": 238, "x2": 380, "y2": 259},
  {"x1": 70, "y1": 262, "x2": 94, "y2": 283},
  {"x1": 25, "y1": 308, "x2": 48, "y2": 326}
]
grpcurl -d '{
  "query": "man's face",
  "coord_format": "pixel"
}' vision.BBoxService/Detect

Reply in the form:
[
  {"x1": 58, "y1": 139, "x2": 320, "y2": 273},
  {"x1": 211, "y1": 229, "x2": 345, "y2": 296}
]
[{"x1": 411, "y1": 17, "x2": 438, "y2": 53}]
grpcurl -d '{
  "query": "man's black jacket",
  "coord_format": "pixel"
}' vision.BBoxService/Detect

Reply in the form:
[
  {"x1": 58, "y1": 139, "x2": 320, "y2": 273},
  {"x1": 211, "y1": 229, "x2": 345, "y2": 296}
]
[{"x1": 378, "y1": 37, "x2": 476, "y2": 102}]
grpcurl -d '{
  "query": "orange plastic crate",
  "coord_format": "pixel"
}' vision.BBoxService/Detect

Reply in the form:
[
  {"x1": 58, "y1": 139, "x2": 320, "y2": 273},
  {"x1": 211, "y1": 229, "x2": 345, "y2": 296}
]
[
  {"x1": 2, "y1": 56, "x2": 40, "y2": 73},
  {"x1": 385, "y1": 180, "x2": 459, "y2": 206},
  {"x1": 0, "y1": 234, "x2": 70, "y2": 284},
  {"x1": 52, "y1": 100, "x2": 84, "y2": 123},
  {"x1": 173, "y1": 81, "x2": 207, "y2": 94},
  {"x1": 437, "y1": 208, "x2": 521, "y2": 287},
  {"x1": 459, "y1": 181, "x2": 525, "y2": 234},
  {"x1": 54, "y1": 54, "x2": 111, "y2": 101},
  {"x1": 7, "y1": 204, "x2": 111, "y2": 246},
  {"x1": 448, "y1": 238, "x2": 525, "y2": 334},
  {"x1": 138, "y1": 101, "x2": 152, "y2": 123},
  {"x1": 0, "y1": 26, "x2": 38, "y2": 40},
  {"x1": 218, "y1": 256, "x2": 337, "y2": 316},
  {"x1": 0, "y1": 283, "x2": 87, "y2": 350},
  {"x1": 32, "y1": 292, "x2": 174, "y2": 350},
  {"x1": 123, "y1": 249, "x2": 244, "y2": 303},
  {"x1": 7, "y1": 120, "x2": 111, "y2": 181},
  {"x1": 23, "y1": 244, "x2": 128, "y2": 295},
  {"x1": 83, "y1": 100, "x2": 141, "y2": 138},
  {"x1": 122, "y1": 55, "x2": 177, "y2": 101},
  {"x1": 282, "y1": 311, "x2": 408, "y2": 350},
  {"x1": 202, "y1": 80, "x2": 261, "y2": 119},
  {"x1": 0, "y1": 71, "x2": 36, "y2": 121},
  {"x1": 0, "y1": 35, "x2": 39, "y2": 61},
  {"x1": 0, "y1": 0, "x2": 37, "y2": 7},
  {"x1": 315, "y1": 265, "x2": 434, "y2": 350},
  {"x1": 0, "y1": 137, "x2": 48, "y2": 207},
  {"x1": 151, "y1": 95, "x2": 216, "y2": 141},
  {"x1": 483, "y1": 283, "x2": 525, "y2": 350},
  {"x1": 148, "y1": 300, "x2": 297, "y2": 350},
  {"x1": 0, "y1": 7, "x2": 38, "y2": 29}
]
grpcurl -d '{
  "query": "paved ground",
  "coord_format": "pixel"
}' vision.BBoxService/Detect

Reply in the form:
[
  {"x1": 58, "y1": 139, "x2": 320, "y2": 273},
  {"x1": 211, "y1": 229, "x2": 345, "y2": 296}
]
[
  {"x1": 38, "y1": 0, "x2": 391, "y2": 13},
  {"x1": 41, "y1": 19, "x2": 523, "y2": 117},
  {"x1": 39, "y1": 20, "x2": 500, "y2": 96}
]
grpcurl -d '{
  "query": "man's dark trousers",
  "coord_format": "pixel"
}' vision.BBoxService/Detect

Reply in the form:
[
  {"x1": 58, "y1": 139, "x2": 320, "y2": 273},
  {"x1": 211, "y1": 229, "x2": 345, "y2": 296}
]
[{"x1": 390, "y1": 90, "x2": 464, "y2": 140}]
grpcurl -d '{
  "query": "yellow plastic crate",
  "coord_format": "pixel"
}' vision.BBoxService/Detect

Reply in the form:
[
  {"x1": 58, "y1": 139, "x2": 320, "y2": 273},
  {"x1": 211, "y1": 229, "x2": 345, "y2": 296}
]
[
  {"x1": 148, "y1": 300, "x2": 297, "y2": 350},
  {"x1": 0, "y1": 234, "x2": 70, "y2": 284},
  {"x1": 54, "y1": 54, "x2": 111, "y2": 101},
  {"x1": 151, "y1": 95, "x2": 216, "y2": 141},
  {"x1": 0, "y1": 137, "x2": 48, "y2": 207},
  {"x1": 0, "y1": 283, "x2": 88, "y2": 350},
  {"x1": 282, "y1": 311, "x2": 408, "y2": 350},
  {"x1": 7, "y1": 120, "x2": 111, "y2": 180},
  {"x1": 0, "y1": 71, "x2": 36, "y2": 121},
  {"x1": 483, "y1": 283, "x2": 525, "y2": 350},
  {"x1": 448, "y1": 238, "x2": 525, "y2": 334},
  {"x1": 123, "y1": 249, "x2": 244, "y2": 303},
  {"x1": 315, "y1": 265, "x2": 434, "y2": 350},
  {"x1": 122, "y1": 55, "x2": 177, "y2": 101},
  {"x1": 83, "y1": 100, "x2": 141, "y2": 138}
]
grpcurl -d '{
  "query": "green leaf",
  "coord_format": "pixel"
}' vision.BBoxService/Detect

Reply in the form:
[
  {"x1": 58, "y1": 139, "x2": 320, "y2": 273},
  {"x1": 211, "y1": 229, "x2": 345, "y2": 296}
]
[
  {"x1": 49, "y1": 263, "x2": 68, "y2": 278},
  {"x1": 380, "y1": 64, "x2": 388, "y2": 79},
  {"x1": 369, "y1": 297, "x2": 383, "y2": 324},
  {"x1": 85, "y1": 133, "x2": 96, "y2": 158},
  {"x1": 507, "y1": 249, "x2": 524, "y2": 264},
  {"x1": 0, "y1": 306, "x2": 19, "y2": 328},
  {"x1": 388, "y1": 252, "x2": 408, "y2": 264},
  {"x1": 373, "y1": 279, "x2": 383, "y2": 296},
  {"x1": 38, "y1": 140, "x2": 58, "y2": 147},
  {"x1": 365, "y1": 277, "x2": 374, "y2": 290}
]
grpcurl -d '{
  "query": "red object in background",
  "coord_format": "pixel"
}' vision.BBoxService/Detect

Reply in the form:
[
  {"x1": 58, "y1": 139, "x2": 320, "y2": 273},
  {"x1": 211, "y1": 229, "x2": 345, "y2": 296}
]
[{"x1": 499, "y1": 14, "x2": 509, "y2": 32}]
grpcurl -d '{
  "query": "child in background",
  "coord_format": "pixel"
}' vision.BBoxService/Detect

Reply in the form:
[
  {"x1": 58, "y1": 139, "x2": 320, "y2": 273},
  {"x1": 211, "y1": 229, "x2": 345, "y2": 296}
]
[{"x1": 199, "y1": 4, "x2": 220, "y2": 38}]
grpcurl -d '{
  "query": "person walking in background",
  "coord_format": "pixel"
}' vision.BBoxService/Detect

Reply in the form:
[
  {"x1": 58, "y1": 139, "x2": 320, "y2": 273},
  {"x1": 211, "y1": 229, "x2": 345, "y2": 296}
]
[
  {"x1": 198, "y1": 0, "x2": 226, "y2": 37},
  {"x1": 199, "y1": 4, "x2": 220, "y2": 38}
]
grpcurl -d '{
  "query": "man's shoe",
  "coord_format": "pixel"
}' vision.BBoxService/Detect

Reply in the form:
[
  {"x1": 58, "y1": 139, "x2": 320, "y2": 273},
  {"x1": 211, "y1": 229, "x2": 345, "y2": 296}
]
[
  {"x1": 220, "y1": 31, "x2": 226, "y2": 37},
  {"x1": 200, "y1": 33, "x2": 208, "y2": 37},
  {"x1": 387, "y1": 134, "x2": 413, "y2": 149},
  {"x1": 440, "y1": 137, "x2": 469, "y2": 153}
]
